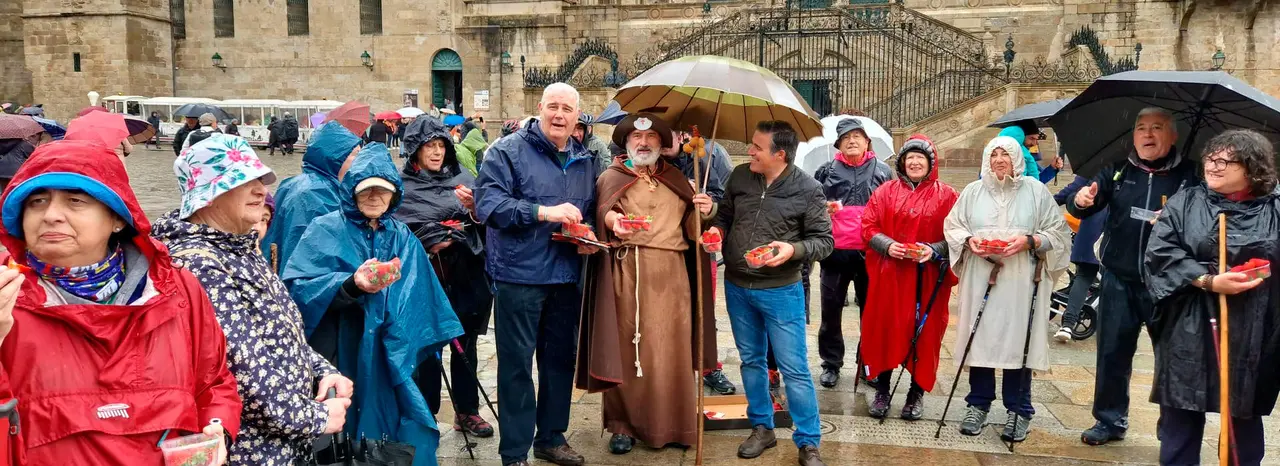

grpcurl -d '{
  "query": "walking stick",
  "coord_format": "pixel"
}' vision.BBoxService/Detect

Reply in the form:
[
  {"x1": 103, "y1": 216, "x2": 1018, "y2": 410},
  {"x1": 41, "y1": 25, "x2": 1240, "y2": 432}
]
[
  {"x1": 882, "y1": 260, "x2": 949, "y2": 425},
  {"x1": 1216, "y1": 213, "x2": 1238, "y2": 466},
  {"x1": 1008, "y1": 252, "x2": 1045, "y2": 453},
  {"x1": 439, "y1": 355, "x2": 477, "y2": 459},
  {"x1": 692, "y1": 97, "x2": 721, "y2": 466},
  {"x1": 935, "y1": 260, "x2": 1003, "y2": 438}
]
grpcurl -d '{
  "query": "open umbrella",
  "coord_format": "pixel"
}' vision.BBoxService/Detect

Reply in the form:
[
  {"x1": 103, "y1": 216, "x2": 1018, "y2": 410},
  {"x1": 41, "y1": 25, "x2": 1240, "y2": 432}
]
[
  {"x1": 795, "y1": 115, "x2": 894, "y2": 175},
  {"x1": 442, "y1": 114, "x2": 466, "y2": 127},
  {"x1": 77, "y1": 106, "x2": 108, "y2": 118},
  {"x1": 0, "y1": 114, "x2": 47, "y2": 140},
  {"x1": 123, "y1": 116, "x2": 156, "y2": 144},
  {"x1": 613, "y1": 55, "x2": 823, "y2": 142},
  {"x1": 324, "y1": 101, "x2": 372, "y2": 137},
  {"x1": 174, "y1": 103, "x2": 233, "y2": 121},
  {"x1": 989, "y1": 98, "x2": 1073, "y2": 129},
  {"x1": 1047, "y1": 70, "x2": 1280, "y2": 179},
  {"x1": 396, "y1": 107, "x2": 425, "y2": 118},
  {"x1": 64, "y1": 111, "x2": 129, "y2": 149},
  {"x1": 31, "y1": 117, "x2": 65, "y2": 140},
  {"x1": 309, "y1": 112, "x2": 327, "y2": 129},
  {"x1": 595, "y1": 100, "x2": 628, "y2": 125},
  {"x1": 375, "y1": 111, "x2": 402, "y2": 121}
]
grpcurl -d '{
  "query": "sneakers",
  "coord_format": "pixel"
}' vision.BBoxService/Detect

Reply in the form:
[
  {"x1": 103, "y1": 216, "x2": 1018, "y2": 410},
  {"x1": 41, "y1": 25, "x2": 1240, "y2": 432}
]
[
  {"x1": 959, "y1": 405, "x2": 989, "y2": 436},
  {"x1": 703, "y1": 369, "x2": 737, "y2": 395},
  {"x1": 868, "y1": 392, "x2": 891, "y2": 419},
  {"x1": 532, "y1": 444, "x2": 585, "y2": 466},
  {"x1": 1081, "y1": 421, "x2": 1126, "y2": 445},
  {"x1": 900, "y1": 389, "x2": 924, "y2": 421},
  {"x1": 453, "y1": 413, "x2": 494, "y2": 438},
  {"x1": 798, "y1": 445, "x2": 826, "y2": 466},
  {"x1": 609, "y1": 433, "x2": 635, "y2": 454},
  {"x1": 819, "y1": 368, "x2": 839, "y2": 388},
  {"x1": 1002, "y1": 410, "x2": 1031, "y2": 442},
  {"x1": 1054, "y1": 326, "x2": 1073, "y2": 343},
  {"x1": 737, "y1": 425, "x2": 777, "y2": 459},
  {"x1": 769, "y1": 369, "x2": 782, "y2": 391}
]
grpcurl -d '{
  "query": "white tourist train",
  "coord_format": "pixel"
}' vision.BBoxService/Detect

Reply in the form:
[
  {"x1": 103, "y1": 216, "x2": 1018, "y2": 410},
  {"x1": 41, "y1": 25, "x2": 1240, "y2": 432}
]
[{"x1": 101, "y1": 96, "x2": 346, "y2": 147}]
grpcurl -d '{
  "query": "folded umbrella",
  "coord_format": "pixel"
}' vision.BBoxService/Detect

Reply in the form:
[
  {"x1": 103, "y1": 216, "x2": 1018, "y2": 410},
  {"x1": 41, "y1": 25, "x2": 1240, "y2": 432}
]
[
  {"x1": 1048, "y1": 70, "x2": 1280, "y2": 179},
  {"x1": 989, "y1": 98, "x2": 1072, "y2": 129},
  {"x1": 324, "y1": 101, "x2": 372, "y2": 137},
  {"x1": 64, "y1": 111, "x2": 129, "y2": 149},
  {"x1": 396, "y1": 107, "x2": 425, "y2": 118},
  {"x1": 375, "y1": 111, "x2": 402, "y2": 121},
  {"x1": 123, "y1": 116, "x2": 156, "y2": 144},
  {"x1": 0, "y1": 114, "x2": 47, "y2": 140},
  {"x1": 173, "y1": 103, "x2": 233, "y2": 121},
  {"x1": 31, "y1": 117, "x2": 65, "y2": 140}
]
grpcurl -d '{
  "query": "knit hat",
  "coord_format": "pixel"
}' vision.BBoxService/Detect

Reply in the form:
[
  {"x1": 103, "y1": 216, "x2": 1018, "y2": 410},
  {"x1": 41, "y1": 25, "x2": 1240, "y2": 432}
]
[{"x1": 174, "y1": 134, "x2": 277, "y2": 219}]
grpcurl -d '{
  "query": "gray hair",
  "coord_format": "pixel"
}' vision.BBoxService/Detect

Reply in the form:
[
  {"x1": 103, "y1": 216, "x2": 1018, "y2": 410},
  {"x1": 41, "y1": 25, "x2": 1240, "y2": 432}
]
[
  {"x1": 198, "y1": 113, "x2": 217, "y2": 126},
  {"x1": 541, "y1": 82, "x2": 580, "y2": 108},
  {"x1": 1136, "y1": 107, "x2": 1176, "y2": 133}
]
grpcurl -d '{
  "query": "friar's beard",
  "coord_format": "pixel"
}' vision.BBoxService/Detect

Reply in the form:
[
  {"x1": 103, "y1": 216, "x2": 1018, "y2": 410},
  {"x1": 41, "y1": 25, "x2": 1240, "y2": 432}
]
[{"x1": 628, "y1": 146, "x2": 660, "y2": 167}]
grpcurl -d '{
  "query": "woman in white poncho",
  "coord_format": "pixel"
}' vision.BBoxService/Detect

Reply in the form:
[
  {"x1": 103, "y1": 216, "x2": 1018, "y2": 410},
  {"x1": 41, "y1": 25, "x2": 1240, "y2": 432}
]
[{"x1": 942, "y1": 136, "x2": 1070, "y2": 443}]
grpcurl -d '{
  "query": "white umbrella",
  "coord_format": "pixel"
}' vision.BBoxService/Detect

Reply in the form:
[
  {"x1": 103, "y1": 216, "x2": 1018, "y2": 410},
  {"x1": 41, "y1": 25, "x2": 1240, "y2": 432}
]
[
  {"x1": 795, "y1": 115, "x2": 894, "y2": 174},
  {"x1": 396, "y1": 107, "x2": 425, "y2": 118}
]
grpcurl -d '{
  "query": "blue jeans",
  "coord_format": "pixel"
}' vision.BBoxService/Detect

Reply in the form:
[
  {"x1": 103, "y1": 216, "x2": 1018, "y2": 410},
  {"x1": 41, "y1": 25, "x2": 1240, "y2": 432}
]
[
  {"x1": 965, "y1": 367, "x2": 1034, "y2": 418},
  {"x1": 724, "y1": 281, "x2": 821, "y2": 448},
  {"x1": 493, "y1": 282, "x2": 579, "y2": 464}
]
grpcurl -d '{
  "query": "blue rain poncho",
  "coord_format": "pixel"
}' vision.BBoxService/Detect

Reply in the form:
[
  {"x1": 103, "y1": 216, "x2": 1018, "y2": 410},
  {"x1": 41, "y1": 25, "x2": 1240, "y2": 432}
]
[
  {"x1": 282, "y1": 143, "x2": 463, "y2": 466},
  {"x1": 262, "y1": 121, "x2": 362, "y2": 272}
]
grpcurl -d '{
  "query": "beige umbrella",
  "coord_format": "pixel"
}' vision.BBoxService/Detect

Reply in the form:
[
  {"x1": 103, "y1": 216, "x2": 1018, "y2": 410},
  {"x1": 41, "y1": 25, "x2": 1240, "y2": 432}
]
[
  {"x1": 612, "y1": 55, "x2": 823, "y2": 143},
  {"x1": 612, "y1": 55, "x2": 821, "y2": 466}
]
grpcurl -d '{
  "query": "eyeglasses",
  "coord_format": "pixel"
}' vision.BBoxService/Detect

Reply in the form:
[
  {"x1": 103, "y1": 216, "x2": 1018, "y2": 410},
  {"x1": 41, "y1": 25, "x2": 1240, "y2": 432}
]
[{"x1": 1203, "y1": 156, "x2": 1242, "y2": 170}]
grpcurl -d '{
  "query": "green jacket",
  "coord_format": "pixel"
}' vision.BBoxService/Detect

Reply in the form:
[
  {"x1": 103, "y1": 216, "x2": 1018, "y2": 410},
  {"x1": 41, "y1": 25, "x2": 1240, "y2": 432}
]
[{"x1": 456, "y1": 129, "x2": 488, "y2": 176}]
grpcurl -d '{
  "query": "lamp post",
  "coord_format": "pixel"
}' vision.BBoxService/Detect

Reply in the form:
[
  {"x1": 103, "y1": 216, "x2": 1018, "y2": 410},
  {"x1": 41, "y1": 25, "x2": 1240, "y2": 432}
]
[
  {"x1": 520, "y1": 55, "x2": 526, "y2": 86},
  {"x1": 212, "y1": 53, "x2": 227, "y2": 72},
  {"x1": 1211, "y1": 49, "x2": 1226, "y2": 71},
  {"x1": 1002, "y1": 34, "x2": 1016, "y2": 78},
  {"x1": 361, "y1": 51, "x2": 374, "y2": 70},
  {"x1": 501, "y1": 51, "x2": 513, "y2": 72}
]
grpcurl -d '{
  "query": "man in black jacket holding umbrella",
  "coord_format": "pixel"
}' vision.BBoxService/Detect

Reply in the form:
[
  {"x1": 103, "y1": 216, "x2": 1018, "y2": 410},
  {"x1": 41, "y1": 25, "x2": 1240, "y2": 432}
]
[{"x1": 1067, "y1": 107, "x2": 1199, "y2": 446}]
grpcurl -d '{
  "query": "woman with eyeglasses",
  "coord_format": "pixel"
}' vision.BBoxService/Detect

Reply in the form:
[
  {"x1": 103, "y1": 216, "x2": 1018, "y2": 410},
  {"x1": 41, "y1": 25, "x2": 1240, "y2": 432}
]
[{"x1": 1144, "y1": 129, "x2": 1280, "y2": 465}]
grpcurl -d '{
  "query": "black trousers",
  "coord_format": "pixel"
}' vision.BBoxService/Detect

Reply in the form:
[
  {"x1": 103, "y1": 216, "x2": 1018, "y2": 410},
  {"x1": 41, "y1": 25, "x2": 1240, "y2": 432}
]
[
  {"x1": 1062, "y1": 262, "x2": 1100, "y2": 328},
  {"x1": 416, "y1": 321, "x2": 484, "y2": 416},
  {"x1": 1092, "y1": 272, "x2": 1153, "y2": 433},
  {"x1": 1158, "y1": 405, "x2": 1264, "y2": 465},
  {"x1": 817, "y1": 249, "x2": 868, "y2": 371}
]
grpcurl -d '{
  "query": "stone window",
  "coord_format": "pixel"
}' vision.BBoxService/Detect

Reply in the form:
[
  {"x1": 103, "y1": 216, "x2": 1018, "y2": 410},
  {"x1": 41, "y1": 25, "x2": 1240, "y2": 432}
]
[
  {"x1": 73, "y1": 53, "x2": 81, "y2": 73},
  {"x1": 171, "y1": 0, "x2": 185, "y2": 39},
  {"x1": 360, "y1": 0, "x2": 382, "y2": 35},
  {"x1": 214, "y1": 0, "x2": 234, "y2": 38},
  {"x1": 287, "y1": 0, "x2": 309, "y2": 36}
]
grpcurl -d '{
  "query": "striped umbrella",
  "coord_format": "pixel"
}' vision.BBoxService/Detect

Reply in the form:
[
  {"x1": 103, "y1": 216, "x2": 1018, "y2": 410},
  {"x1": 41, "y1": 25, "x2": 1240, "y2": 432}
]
[{"x1": 612, "y1": 55, "x2": 823, "y2": 143}]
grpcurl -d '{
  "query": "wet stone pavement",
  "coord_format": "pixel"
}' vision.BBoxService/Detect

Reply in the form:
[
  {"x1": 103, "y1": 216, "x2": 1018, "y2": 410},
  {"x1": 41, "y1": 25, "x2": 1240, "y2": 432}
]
[{"x1": 126, "y1": 148, "x2": 1279, "y2": 465}]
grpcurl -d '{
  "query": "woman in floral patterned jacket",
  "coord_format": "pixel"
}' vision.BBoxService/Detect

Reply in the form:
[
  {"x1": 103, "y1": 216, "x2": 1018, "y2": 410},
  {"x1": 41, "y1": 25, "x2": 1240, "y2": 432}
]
[{"x1": 153, "y1": 134, "x2": 354, "y2": 465}]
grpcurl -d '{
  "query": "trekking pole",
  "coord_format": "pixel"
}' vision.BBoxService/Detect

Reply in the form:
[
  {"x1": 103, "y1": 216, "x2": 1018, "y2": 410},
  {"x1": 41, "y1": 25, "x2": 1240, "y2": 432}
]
[
  {"x1": 439, "y1": 355, "x2": 477, "y2": 459},
  {"x1": 935, "y1": 260, "x2": 1003, "y2": 438},
  {"x1": 883, "y1": 260, "x2": 949, "y2": 425},
  {"x1": 1007, "y1": 252, "x2": 1045, "y2": 452},
  {"x1": 1215, "y1": 213, "x2": 1239, "y2": 466},
  {"x1": 450, "y1": 338, "x2": 500, "y2": 423}
]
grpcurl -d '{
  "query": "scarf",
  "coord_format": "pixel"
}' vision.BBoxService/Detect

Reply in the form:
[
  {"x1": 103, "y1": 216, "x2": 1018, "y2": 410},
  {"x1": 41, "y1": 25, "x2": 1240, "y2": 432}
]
[
  {"x1": 835, "y1": 150, "x2": 875, "y2": 167},
  {"x1": 27, "y1": 245, "x2": 127, "y2": 303}
]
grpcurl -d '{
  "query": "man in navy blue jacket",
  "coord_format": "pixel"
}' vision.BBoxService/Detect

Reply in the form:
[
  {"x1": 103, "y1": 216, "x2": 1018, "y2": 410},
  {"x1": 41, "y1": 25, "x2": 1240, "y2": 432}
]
[{"x1": 474, "y1": 83, "x2": 598, "y2": 466}]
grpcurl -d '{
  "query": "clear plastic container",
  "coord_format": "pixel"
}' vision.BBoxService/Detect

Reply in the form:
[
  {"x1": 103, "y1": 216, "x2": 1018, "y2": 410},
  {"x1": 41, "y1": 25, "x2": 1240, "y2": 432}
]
[
  {"x1": 745, "y1": 246, "x2": 776, "y2": 269},
  {"x1": 161, "y1": 433, "x2": 221, "y2": 466},
  {"x1": 1239, "y1": 263, "x2": 1272, "y2": 280},
  {"x1": 905, "y1": 244, "x2": 932, "y2": 260},
  {"x1": 562, "y1": 222, "x2": 591, "y2": 238}
]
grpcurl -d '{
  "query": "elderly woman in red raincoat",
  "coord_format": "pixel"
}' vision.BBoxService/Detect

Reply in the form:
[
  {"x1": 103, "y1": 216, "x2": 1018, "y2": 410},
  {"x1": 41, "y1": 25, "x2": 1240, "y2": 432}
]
[{"x1": 859, "y1": 135, "x2": 958, "y2": 420}]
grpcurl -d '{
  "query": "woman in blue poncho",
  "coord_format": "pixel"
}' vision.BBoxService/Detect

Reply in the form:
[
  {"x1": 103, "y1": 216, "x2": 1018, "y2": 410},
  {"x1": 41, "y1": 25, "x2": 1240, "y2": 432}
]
[{"x1": 283, "y1": 142, "x2": 464, "y2": 465}]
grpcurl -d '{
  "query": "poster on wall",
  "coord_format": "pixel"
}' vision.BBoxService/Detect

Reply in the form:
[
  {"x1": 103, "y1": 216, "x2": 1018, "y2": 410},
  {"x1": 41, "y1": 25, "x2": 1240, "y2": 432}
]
[
  {"x1": 473, "y1": 90, "x2": 490, "y2": 111},
  {"x1": 403, "y1": 89, "x2": 419, "y2": 108}
]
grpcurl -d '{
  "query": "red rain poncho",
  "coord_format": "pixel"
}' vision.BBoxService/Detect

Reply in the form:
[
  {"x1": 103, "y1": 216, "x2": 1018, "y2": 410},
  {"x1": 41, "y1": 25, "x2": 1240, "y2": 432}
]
[{"x1": 859, "y1": 135, "x2": 958, "y2": 391}]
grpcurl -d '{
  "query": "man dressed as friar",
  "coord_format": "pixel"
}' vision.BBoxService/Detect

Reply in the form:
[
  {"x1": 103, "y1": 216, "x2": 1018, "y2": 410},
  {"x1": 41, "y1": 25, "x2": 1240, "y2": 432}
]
[{"x1": 577, "y1": 113, "x2": 718, "y2": 455}]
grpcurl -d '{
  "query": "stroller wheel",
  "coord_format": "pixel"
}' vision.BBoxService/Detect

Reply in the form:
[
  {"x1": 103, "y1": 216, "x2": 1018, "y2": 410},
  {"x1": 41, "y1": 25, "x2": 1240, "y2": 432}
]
[{"x1": 1071, "y1": 306, "x2": 1097, "y2": 340}]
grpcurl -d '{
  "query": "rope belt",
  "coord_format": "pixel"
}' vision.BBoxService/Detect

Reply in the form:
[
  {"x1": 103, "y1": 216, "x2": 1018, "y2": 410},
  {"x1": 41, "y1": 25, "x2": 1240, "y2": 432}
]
[{"x1": 615, "y1": 245, "x2": 643, "y2": 377}]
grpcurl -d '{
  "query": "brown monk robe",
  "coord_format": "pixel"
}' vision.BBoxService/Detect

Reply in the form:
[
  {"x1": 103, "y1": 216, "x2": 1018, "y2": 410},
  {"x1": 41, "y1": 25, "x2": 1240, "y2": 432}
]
[{"x1": 577, "y1": 154, "x2": 717, "y2": 448}]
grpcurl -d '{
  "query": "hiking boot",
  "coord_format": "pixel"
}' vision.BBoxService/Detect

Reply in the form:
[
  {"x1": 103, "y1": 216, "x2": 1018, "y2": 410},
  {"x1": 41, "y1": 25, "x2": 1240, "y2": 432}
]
[
  {"x1": 454, "y1": 413, "x2": 494, "y2": 438},
  {"x1": 1081, "y1": 422, "x2": 1126, "y2": 445},
  {"x1": 959, "y1": 405, "x2": 989, "y2": 436},
  {"x1": 1001, "y1": 411, "x2": 1031, "y2": 442},
  {"x1": 533, "y1": 444, "x2": 585, "y2": 466},
  {"x1": 769, "y1": 369, "x2": 781, "y2": 391},
  {"x1": 609, "y1": 434, "x2": 635, "y2": 455},
  {"x1": 900, "y1": 389, "x2": 925, "y2": 421},
  {"x1": 798, "y1": 445, "x2": 826, "y2": 466},
  {"x1": 819, "y1": 368, "x2": 839, "y2": 388},
  {"x1": 868, "y1": 392, "x2": 891, "y2": 419},
  {"x1": 703, "y1": 369, "x2": 737, "y2": 395},
  {"x1": 737, "y1": 425, "x2": 777, "y2": 459},
  {"x1": 1054, "y1": 326, "x2": 1073, "y2": 343}
]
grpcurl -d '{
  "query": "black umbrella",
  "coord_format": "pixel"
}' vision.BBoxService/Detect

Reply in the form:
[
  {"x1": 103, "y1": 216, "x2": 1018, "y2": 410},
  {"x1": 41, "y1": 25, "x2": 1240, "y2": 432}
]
[
  {"x1": 989, "y1": 98, "x2": 1072, "y2": 129},
  {"x1": 1047, "y1": 70, "x2": 1280, "y2": 179},
  {"x1": 173, "y1": 103, "x2": 233, "y2": 121}
]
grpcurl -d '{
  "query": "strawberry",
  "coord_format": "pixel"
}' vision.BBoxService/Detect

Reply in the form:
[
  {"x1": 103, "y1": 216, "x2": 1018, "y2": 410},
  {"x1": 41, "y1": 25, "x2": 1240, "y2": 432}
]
[
  {"x1": 6, "y1": 258, "x2": 30, "y2": 273},
  {"x1": 441, "y1": 219, "x2": 464, "y2": 230},
  {"x1": 563, "y1": 223, "x2": 591, "y2": 238}
]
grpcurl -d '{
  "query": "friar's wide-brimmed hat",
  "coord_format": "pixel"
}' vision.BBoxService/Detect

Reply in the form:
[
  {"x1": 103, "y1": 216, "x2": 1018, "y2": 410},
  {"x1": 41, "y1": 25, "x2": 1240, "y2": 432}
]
[{"x1": 612, "y1": 113, "x2": 674, "y2": 150}]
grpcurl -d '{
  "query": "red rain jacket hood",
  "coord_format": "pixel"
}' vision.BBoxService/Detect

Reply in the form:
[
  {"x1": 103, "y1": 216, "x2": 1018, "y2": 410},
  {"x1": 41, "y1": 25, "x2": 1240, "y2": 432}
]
[{"x1": 0, "y1": 141, "x2": 241, "y2": 465}]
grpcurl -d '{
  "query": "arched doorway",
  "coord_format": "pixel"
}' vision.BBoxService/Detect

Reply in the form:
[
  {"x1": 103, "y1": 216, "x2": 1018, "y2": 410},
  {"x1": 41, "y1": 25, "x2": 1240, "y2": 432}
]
[{"x1": 431, "y1": 49, "x2": 463, "y2": 114}]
